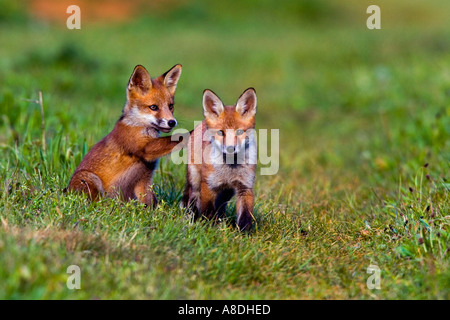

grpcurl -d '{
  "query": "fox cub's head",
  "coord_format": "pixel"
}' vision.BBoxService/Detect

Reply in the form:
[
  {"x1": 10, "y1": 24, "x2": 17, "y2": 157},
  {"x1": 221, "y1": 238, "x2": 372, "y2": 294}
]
[
  {"x1": 203, "y1": 88, "x2": 257, "y2": 155},
  {"x1": 122, "y1": 64, "x2": 182, "y2": 133}
]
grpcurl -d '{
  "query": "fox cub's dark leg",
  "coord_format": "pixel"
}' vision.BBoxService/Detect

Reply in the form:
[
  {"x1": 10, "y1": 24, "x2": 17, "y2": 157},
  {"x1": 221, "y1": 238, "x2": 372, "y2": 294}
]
[
  {"x1": 214, "y1": 189, "x2": 235, "y2": 219},
  {"x1": 68, "y1": 170, "x2": 105, "y2": 201},
  {"x1": 235, "y1": 186, "x2": 254, "y2": 232},
  {"x1": 200, "y1": 181, "x2": 217, "y2": 220},
  {"x1": 181, "y1": 180, "x2": 192, "y2": 208},
  {"x1": 181, "y1": 171, "x2": 202, "y2": 219}
]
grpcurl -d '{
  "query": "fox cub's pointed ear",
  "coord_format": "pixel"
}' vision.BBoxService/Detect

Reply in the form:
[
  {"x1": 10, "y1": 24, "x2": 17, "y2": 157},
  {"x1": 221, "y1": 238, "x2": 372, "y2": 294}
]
[
  {"x1": 236, "y1": 88, "x2": 257, "y2": 117},
  {"x1": 163, "y1": 64, "x2": 182, "y2": 96},
  {"x1": 128, "y1": 65, "x2": 152, "y2": 96},
  {"x1": 203, "y1": 89, "x2": 224, "y2": 118}
]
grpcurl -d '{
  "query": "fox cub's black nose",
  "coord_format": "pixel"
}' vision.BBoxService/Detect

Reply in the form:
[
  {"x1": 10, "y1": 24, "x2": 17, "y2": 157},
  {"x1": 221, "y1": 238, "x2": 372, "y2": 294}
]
[{"x1": 168, "y1": 120, "x2": 177, "y2": 128}]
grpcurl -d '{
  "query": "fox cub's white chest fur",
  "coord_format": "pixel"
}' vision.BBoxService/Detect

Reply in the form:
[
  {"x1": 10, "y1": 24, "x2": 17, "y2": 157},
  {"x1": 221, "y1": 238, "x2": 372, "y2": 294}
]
[{"x1": 206, "y1": 134, "x2": 257, "y2": 190}]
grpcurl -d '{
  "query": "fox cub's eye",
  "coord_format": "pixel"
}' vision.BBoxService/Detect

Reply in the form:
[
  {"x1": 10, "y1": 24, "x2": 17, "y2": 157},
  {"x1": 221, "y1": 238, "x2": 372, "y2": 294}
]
[
  {"x1": 149, "y1": 105, "x2": 158, "y2": 111},
  {"x1": 217, "y1": 130, "x2": 224, "y2": 136},
  {"x1": 169, "y1": 103, "x2": 174, "y2": 111},
  {"x1": 236, "y1": 129, "x2": 244, "y2": 136}
]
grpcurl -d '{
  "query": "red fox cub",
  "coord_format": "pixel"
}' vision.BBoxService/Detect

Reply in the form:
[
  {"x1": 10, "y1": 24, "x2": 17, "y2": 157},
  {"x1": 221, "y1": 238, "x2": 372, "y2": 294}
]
[
  {"x1": 181, "y1": 88, "x2": 257, "y2": 231},
  {"x1": 67, "y1": 64, "x2": 188, "y2": 207}
]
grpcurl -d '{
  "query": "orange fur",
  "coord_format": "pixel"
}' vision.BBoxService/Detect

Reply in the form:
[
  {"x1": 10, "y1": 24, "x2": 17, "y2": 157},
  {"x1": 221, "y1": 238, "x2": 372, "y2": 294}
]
[
  {"x1": 181, "y1": 88, "x2": 257, "y2": 231},
  {"x1": 67, "y1": 64, "x2": 188, "y2": 207}
]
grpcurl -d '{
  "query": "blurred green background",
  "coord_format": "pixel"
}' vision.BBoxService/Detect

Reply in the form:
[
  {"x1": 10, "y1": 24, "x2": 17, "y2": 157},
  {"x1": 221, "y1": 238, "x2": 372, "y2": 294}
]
[
  {"x1": 0, "y1": 0, "x2": 449, "y2": 299},
  {"x1": 1, "y1": 0, "x2": 448, "y2": 184}
]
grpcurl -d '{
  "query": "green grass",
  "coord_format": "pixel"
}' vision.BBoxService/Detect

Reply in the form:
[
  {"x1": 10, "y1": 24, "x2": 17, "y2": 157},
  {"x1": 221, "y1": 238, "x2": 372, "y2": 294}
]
[{"x1": 0, "y1": 0, "x2": 449, "y2": 299}]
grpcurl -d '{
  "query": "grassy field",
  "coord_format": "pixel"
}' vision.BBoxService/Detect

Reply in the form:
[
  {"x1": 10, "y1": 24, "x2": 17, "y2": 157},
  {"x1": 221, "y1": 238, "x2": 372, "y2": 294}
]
[{"x1": 0, "y1": 0, "x2": 449, "y2": 299}]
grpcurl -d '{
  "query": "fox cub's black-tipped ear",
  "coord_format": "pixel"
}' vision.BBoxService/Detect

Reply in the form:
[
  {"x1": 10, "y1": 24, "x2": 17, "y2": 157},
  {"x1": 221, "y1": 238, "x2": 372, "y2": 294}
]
[
  {"x1": 236, "y1": 88, "x2": 257, "y2": 118},
  {"x1": 163, "y1": 64, "x2": 182, "y2": 96},
  {"x1": 203, "y1": 89, "x2": 224, "y2": 118},
  {"x1": 128, "y1": 65, "x2": 152, "y2": 95}
]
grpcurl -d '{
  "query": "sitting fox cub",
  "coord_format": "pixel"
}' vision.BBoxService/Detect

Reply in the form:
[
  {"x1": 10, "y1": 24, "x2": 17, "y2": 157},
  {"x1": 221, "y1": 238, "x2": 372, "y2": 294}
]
[
  {"x1": 181, "y1": 88, "x2": 257, "y2": 231},
  {"x1": 67, "y1": 64, "x2": 188, "y2": 207}
]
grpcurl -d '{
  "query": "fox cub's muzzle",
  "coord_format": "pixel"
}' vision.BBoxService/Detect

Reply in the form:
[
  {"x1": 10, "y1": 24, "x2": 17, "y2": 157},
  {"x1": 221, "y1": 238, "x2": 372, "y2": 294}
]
[{"x1": 157, "y1": 118, "x2": 177, "y2": 133}]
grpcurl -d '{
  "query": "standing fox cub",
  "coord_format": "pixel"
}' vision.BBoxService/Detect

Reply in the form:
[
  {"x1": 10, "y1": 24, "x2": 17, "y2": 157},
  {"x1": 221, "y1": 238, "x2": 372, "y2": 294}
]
[
  {"x1": 67, "y1": 64, "x2": 188, "y2": 207},
  {"x1": 181, "y1": 88, "x2": 257, "y2": 231}
]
